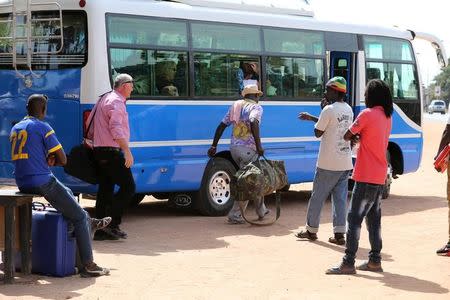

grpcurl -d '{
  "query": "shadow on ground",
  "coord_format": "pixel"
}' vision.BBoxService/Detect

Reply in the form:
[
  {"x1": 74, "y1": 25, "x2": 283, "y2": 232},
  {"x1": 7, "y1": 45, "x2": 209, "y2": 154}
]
[
  {"x1": 355, "y1": 271, "x2": 449, "y2": 294},
  {"x1": 81, "y1": 190, "x2": 447, "y2": 258}
]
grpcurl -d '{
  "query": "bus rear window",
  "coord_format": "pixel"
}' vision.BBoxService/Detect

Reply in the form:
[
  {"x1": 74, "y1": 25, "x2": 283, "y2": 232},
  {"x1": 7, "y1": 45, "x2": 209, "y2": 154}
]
[{"x1": 0, "y1": 11, "x2": 87, "y2": 69}]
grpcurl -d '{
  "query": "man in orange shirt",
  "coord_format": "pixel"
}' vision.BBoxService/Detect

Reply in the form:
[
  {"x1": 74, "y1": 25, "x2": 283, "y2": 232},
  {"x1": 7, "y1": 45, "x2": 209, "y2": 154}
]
[{"x1": 327, "y1": 79, "x2": 393, "y2": 275}]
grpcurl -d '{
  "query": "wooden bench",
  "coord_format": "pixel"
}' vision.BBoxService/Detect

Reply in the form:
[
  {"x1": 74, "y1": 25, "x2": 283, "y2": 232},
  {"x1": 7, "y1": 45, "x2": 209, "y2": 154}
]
[{"x1": 0, "y1": 190, "x2": 34, "y2": 284}]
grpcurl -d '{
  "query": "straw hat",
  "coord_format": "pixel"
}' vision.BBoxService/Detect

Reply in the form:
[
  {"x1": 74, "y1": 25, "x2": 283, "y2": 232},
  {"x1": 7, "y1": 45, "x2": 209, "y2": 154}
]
[{"x1": 242, "y1": 84, "x2": 263, "y2": 97}]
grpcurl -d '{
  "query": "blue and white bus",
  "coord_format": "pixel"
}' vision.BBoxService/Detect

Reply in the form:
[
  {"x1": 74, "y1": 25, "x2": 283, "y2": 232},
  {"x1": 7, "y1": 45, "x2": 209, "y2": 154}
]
[{"x1": 0, "y1": 0, "x2": 447, "y2": 215}]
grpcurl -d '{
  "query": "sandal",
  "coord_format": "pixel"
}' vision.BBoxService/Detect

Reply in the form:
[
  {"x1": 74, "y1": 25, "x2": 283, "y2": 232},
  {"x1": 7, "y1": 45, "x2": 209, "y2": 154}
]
[
  {"x1": 329, "y1": 233, "x2": 345, "y2": 245},
  {"x1": 81, "y1": 262, "x2": 110, "y2": 278},
  {"x1": 295, "y1": 230, "x2": 317, "y2": 241},
  {"x1": 226, "y1": 218, "x2": 245, "y2": 225},
  {"x1": 356, "y1": 261, "x2": 383, "y2": 272}
]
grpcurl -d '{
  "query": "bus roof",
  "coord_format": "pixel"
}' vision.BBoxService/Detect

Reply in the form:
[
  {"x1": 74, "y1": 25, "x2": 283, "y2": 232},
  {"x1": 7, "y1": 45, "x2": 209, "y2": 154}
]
[{"x1": 14, "y1": 0, "x2": 414, "y2": 40}]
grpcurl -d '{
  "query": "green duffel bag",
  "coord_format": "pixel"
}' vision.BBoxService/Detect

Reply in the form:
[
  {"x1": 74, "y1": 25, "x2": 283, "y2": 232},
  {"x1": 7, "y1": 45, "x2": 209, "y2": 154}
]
[{"x1": 232, "y1": 156, "x2": 288, "y2": 225}]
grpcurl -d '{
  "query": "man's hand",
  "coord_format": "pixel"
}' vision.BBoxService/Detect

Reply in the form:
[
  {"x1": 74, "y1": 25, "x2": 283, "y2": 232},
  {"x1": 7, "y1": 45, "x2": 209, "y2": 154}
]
[
  {"x1": 124, "y1": 149, "x2": 134, "y2": 168},
  {"x1": 47, "y1": 154, "x2": 56, "y2": 166},
  {"x1": 298, "y1": 112, "x2": 313, "y2": 121},
  {"x1": 320, "y1": 98, "x2": 329, "y2": 109},
  {"x1": 350, "y1": 134, "x2": 360, "y2": 148},
  {"x1": 207, "y1": 146, "x2": 217, "y2": 157}
]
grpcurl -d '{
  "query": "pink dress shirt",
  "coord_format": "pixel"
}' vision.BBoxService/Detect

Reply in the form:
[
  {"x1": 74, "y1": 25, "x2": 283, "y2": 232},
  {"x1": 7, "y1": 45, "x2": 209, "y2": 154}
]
[{"x1": 87, "y1": 91, "x2": 130, "y2": 148}]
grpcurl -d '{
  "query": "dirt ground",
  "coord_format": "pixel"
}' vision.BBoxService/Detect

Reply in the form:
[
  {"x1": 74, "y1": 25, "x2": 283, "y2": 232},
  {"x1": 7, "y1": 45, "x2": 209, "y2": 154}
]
[{"x1": 1, "y1": 117, "x2": 450, "y2": 299}]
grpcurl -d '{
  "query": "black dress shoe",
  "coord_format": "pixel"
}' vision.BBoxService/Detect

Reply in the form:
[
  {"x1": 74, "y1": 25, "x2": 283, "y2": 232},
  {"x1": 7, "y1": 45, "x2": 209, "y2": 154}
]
[{"x1": 94, "y1": 229, "x2": 120, "y2": 241}]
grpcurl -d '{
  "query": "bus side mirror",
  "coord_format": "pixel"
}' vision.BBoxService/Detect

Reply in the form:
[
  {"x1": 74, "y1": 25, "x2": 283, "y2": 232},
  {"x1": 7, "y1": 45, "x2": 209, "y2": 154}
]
[{"x1": 432, "y1": 42, "x2": 447, "y2": 68}]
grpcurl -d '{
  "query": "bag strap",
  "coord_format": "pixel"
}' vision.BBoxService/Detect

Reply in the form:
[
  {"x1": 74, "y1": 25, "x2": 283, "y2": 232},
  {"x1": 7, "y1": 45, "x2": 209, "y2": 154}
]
[
  {"x1": 238, "y1": 191, "x2": 281, "y2": 226},
  {"x1": 84, "y1": 91, "x2": 110, "y2": 139}
]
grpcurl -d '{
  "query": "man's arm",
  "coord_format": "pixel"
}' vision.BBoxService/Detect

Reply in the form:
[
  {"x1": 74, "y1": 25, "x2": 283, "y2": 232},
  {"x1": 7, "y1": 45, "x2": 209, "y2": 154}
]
[
  {"x1": 208, "y1": 122, "x2": 228, "y2": 157},
  {"x1": 344, "y1": 129, "x2": 354, "y2": 141},
  {"x1": 48, "y1": 148, "x2": 66, "y2": 166},
  {"x1": 116, "y1": 138, "x2": 133, "y2": 168},
  {"x1": 298, "y1": 113, "x2": 324, "y2": 137},
  {"x1": 298, "y1": 112, "x2": 318, "y2": 123},
  {"x1": 250, "y1": 120, "x2": 264, "y2": 156}
]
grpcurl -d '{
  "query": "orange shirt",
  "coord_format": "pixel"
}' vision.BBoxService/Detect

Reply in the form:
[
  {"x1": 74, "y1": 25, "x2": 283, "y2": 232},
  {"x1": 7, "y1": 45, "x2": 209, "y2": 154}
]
[{"x1": 349, "y1": 106, "x2": 392, "y2": 185}]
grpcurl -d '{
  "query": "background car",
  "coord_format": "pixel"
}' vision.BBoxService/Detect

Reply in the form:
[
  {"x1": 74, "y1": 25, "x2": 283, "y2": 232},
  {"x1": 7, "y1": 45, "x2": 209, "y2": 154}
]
[{"x1": 428, "y1": 100, "x2": 447, "y2": 114}]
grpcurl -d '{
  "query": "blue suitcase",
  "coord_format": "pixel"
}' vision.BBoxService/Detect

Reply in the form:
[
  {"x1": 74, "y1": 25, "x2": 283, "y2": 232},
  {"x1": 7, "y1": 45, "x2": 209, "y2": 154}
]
[{"x1": 31, "y1": 204, "x2": 77, "y2": 277}]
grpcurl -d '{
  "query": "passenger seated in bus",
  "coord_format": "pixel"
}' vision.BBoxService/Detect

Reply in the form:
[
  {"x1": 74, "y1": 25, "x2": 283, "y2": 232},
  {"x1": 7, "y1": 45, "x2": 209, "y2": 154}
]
[
  {"x1": 155, "y1": 60, "x2": 177, "y2": 94},
  {"x1": 266, "y1": 79, "x2": 277, "y2": 96},
  {"x1": 161, "y1": 84, "x2": 179, "y2": 96},
  {"x1": 173, "y1": 54, "x2": 187, "y2": 95}
]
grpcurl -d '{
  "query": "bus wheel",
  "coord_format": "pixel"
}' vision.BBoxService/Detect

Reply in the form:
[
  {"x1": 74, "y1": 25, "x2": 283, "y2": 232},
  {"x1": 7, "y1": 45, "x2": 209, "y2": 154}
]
[
  {"x1": 382, "y1": 152, "x2": 392, "y2": 199},
  {"x1": 197, "y1": 157, "x2": 236, "y2": 216},
  {"x1": 129, "y1": 193, "x2": 146, "y2": 207}
]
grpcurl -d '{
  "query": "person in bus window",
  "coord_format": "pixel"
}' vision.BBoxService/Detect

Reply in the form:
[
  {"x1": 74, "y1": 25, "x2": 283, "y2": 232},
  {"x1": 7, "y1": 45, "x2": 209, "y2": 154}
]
[
  {"x1": 87, "y1": 74, "x2": 136, "y2": 240},
  {"x1": 207, "y1": 85, "x2": 268, "y2": 224},
  {"x1": 155, "y1": 60, "x2": 177, "y2": 95},
  {"x1": 295, "y1": 76, "x2": 353, "y2": 246},
  {"x1": 237, "y1": 62, "x2": 260, "y2": 95},
  {"x1": 10, "y1": 94, "x2": 110, "y2": 277},
  {"x1": 434, "y1": 113, "x2": 450, "y2": 256},
  {"x1": 327, "y1": 79, "x2": 393, "y2": 275}
]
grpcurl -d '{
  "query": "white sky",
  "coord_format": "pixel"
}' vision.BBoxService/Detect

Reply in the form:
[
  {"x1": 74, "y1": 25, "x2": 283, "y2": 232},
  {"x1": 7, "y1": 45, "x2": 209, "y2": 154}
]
[
  {"x1": 1, "y1": 0, "x2": 447, "y2": 85},
  {"x1": 309, "y1": 0, "x2": 450, "y2": 86}
]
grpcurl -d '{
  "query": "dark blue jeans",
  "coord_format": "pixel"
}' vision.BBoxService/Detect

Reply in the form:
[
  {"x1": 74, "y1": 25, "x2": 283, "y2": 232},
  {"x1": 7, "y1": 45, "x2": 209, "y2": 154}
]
[
  {"x1": 343, "y1": 181, "x2": 384, "y2": 266},
  {"x1": 20, "y1": 175, "x2": 94, "y2": 265}
]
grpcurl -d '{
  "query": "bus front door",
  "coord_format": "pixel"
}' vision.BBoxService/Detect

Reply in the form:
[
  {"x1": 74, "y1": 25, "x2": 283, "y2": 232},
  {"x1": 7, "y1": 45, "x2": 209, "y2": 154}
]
[{"x1": 329, "y1": 51, "x2": 356, "y2": 108}]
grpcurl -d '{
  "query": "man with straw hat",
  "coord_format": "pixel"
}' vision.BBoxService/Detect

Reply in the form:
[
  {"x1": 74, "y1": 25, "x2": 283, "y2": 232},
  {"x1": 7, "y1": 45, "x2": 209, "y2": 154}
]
[{"x1": 208, "y1": 84, "x2": 269, "y2": 224}]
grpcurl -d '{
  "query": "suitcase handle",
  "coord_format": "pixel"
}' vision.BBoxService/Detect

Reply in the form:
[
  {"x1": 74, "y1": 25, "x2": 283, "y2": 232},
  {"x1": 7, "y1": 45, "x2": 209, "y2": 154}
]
[{"x1": 32, "y1": 201, "x2": 50, "y2": 211}]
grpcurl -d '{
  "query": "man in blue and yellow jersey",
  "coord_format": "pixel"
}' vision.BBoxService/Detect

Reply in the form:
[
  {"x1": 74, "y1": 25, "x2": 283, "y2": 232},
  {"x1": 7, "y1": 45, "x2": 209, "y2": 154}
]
[{"x1": 10, "y1": 94, "x2": 110, "y2": 278}]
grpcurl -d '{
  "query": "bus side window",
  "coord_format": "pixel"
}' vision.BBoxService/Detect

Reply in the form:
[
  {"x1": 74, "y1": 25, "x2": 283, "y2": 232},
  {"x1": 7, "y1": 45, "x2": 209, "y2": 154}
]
[
  {"x1": 193, "y1": 53, "x2": 259, "y2": 98},
  {"x1": 265, "y1": 56, "x2": 323, "y2": 99},
  {"x1": 367, "y1": 67, "x2": 381, "y2": 80}
]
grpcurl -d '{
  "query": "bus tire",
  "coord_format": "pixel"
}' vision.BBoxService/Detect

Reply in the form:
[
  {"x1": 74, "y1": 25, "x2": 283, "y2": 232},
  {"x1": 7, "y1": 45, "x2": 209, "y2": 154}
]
[
  {"x1": 129, "y1": 193, "x2": 146, "y2": 207},
  {"x1": 197, "y1": 157, "x2": 236, "y2": 216},
  {"x1": 382, "y1": 152, "x2": 392, "y2": 200}
]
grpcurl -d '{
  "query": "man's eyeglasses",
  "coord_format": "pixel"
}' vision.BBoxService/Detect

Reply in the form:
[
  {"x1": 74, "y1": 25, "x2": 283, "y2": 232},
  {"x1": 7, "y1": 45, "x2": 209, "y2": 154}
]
[{"x1": 122, "y1": 80, "x2": 134, "y2": 85}]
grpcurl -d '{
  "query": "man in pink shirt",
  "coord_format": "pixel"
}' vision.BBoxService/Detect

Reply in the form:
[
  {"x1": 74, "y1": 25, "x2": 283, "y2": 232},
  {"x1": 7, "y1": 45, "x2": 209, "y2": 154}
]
[
  {"x1": 88, "y1": 73, "x2": 135, "y2": 240},
  {"x1": 327, "y1": 79, "x2": 393, "y2": 275}
]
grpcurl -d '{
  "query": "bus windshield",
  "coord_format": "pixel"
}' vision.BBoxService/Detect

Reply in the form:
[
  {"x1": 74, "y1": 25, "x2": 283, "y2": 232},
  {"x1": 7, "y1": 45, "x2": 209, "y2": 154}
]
[{"x1": 0, "y1": 10, "x2": 87, "y2": 70}]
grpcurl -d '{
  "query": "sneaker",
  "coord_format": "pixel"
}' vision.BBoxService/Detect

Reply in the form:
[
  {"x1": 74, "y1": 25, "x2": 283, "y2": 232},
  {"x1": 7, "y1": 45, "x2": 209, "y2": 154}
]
[
  {"x1": 295, "y1": 230, "x2": 318, "y2": 241},
  {"x1": 104, "y1": 225, "x2": 127, "y2": 239},
  {"x1": 90, "y1": 217, "x2": 112, "y2": 232},
  {"x1": 436, "y1": 244, "x2": 450, "y2": 256},
  {"x1": 80, "y1": 262, "x2": 110, "y2": 278},
  {"x1": 94, "y1": 229, "x2": 120, "y2": 241},
  {"x1": 329, "y1": 233, "x2": 345, "y2": 245}
]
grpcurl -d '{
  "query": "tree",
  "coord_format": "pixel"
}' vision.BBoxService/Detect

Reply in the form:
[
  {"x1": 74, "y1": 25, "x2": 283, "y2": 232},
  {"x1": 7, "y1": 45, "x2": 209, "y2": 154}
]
[{"x1": 433, "y1": 58, "x2": 450, "y2": 101}]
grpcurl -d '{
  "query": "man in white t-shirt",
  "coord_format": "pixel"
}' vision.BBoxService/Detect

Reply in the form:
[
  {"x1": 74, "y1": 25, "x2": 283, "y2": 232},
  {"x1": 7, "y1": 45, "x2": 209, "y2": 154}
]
[{"x1": 295, "y1": 76, "x2": 353, "y2": 245}]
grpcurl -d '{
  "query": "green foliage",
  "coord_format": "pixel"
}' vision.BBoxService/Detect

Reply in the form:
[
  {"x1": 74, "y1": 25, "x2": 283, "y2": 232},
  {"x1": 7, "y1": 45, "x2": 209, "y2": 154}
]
[{"x1": 433, "y1": 58, "x2": 450, "y2": 101}]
